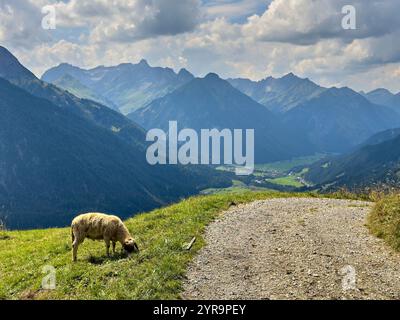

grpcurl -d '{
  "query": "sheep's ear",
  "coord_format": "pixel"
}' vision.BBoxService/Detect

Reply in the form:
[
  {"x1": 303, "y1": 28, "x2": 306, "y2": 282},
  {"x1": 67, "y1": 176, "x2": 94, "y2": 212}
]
[{"x1": 134, "y1": 243, "x2": 139, "y2": 251}]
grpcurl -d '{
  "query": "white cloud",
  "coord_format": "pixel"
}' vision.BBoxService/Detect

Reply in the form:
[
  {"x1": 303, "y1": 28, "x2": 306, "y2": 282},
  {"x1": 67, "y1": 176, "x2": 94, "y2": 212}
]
[
  {"x1": 0, "y1": 0, "x2": 51, "y2": 48},
  {"x1": 204, "y1": 0, "x2": 268, "y2": 20},
  {"x1": 1, "y1": 0, "x2": 400, "y2": 92},
  {"x1": 49, "y1": 0, "x2": 202, "y2": 42},
  {"x1": 339, "y1": 63, "x2": 400, "y2": 93},
  {"x1": 243, "y1": 0, "x2": 400, "y2": 45}
]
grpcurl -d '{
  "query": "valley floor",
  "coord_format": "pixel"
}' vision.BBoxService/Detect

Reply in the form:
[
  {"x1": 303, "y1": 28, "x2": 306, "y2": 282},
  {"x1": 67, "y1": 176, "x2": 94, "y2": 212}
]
[{"x1": 183, "y1": 198, "x2": 400, "y2": 300}]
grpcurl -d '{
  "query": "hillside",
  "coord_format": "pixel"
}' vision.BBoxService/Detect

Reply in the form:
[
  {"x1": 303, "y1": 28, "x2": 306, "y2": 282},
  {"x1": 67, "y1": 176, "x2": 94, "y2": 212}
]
[
  {"x1": 0, "y1": 46, "x2": 148, "y2": 149},
  {"x1": 358, "y1": 128, "x2": 400, "y2": 148},
  {"x1": 52, "y1": 73, "x2": 117, "y2": 110},
  {"x1": 42, "y1": 60, "x2": 194, "y2": 114},
  {"x1": 284, "y1": 87, "x2": 400, "y2": 152},
  {"x1": 130, "y1": 73, "x2": 314, "y2": 163},
  {"x1": 0, "y1": 78, "x2": 223, "y2": 229},
  {"x1": 3, "y1": 191, "x2": 399, "y2": 300},
  {"x1": 0, "y1": 46, "x2": 231, "y2": 229},
  {"x1": 305, "y1": 133, "x2": 400, "y2": 190},
  {"x1": 0, "y1": 191, "x2": 307, "y2": 300}
]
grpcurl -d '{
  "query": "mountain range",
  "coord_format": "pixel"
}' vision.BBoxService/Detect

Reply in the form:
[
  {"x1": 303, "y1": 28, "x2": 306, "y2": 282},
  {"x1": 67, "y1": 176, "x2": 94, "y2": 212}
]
[
  {"x1": 130, "y1": 73, "x2": 313, "y2": 163},
  {"x1": 229, "y1": 74, "x2": 400, "y2": 152},
  {"x1": 2, "y1": 44, "x2": 400, "y2": 227},
  {"x1": 43, "y1": 60, "x2": 400, "y2": 154},
  {"x1": 42, "y1": 60, "x2": 194, "y2": 115},
  {"x1": 0, "y1": 46, "x2": 229, "y2": 229}
]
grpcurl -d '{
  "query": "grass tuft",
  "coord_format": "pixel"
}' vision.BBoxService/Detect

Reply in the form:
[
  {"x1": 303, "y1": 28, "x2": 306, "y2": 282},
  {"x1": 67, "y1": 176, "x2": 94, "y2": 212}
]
[
  {"x1": 324, "y1": 187, "x2": 383, "y2": 202},
  {"x1": 367, "y1": 193, "x2": 400, "y2": 251}
]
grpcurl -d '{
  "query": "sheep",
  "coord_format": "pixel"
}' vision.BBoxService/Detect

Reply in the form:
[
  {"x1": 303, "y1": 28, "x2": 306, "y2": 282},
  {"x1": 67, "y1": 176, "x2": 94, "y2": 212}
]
[{"x1": 71, "y1": 213, "x2": 139, "y2": 262}]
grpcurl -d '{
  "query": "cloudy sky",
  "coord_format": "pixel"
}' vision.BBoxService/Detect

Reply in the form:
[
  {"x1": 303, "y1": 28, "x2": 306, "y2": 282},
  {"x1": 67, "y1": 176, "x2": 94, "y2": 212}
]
[{"x1": 1, "y1": 0, "x2": 400, "y2": 92}]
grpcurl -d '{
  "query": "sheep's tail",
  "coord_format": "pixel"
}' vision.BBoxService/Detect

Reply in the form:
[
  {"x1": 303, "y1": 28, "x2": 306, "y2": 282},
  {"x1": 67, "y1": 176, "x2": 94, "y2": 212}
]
[{"x1": 71, "y1": 228, "x2": 75, "y2": 243}]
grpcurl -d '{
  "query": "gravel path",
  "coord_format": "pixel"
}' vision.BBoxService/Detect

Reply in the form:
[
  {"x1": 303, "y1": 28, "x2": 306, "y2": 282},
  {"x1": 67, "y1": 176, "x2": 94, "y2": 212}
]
[{"x1": 182, "y1": 198, "x2": 400, "y2": 300}]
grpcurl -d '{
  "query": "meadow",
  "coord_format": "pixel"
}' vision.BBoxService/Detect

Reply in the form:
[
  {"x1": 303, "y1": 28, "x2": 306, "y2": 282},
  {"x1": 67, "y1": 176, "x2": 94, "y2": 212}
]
[{"x1": 0, "y1": 191, "x2": 316, "y2": 300}]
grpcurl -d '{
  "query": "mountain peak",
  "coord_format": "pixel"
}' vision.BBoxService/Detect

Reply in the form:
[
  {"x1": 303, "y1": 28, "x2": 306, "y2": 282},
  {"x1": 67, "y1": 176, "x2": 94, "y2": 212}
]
[
  {"x1": 0, "y1": 46, "x2": 36, "y2": 82},
  {"x1": 0, "y1": 46, "x2": 17, "y2": 61},
  {"x1": 138, "y1": 59, "x2": 149, "y2": 67},
  {"x1": 54, "y1": 62, "x2": 83, "y2": 73},
  {"x1": 178, "y1": 68, "x2": 194, "y2": 81},
  {"x1": 58, "y1": 62, "x2": 74, "y2": 68},
  {"x1": 327, "y1": 86, "x2": 356, "y2": 96},
  {"x1": 41, "y1": 63, "x2": 84, "y2": 83},
  {"x1": 282, "y1": 72, "x2": 297, "y2": 79},
  {"x1": 178, "y1": 68, "x2": 191, "y2": 76},
  {"x1": 279, "y1": 72, "x2": 304, "y2": 85},
  {"x1": 204, "y1": 72, "x2": 221, "y2": 81},
  {"x1": 368, "y1": 88, "x2": 394, "y2": 96},
  {"x1": 263, "y1": 76, "x2": 274, "y2": 81}
]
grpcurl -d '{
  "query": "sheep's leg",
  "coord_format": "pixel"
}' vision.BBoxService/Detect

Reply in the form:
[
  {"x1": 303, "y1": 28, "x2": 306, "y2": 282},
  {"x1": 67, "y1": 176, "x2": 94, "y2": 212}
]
[
  {"x1": 105, "y1": 238, "x2": 111, "y2": 257},
  {"x1": 72, "y1": 234, "x2": 85, "y2": 262},
  {"x1": 71, "y1": 229, "x2": 79, "y2": 262},
  {"x1": 72, "y1": 240, "x2": 79, "y2": 262},
  {"x1": 112, "y1": 242, "x2": 116, "y2": 255}
]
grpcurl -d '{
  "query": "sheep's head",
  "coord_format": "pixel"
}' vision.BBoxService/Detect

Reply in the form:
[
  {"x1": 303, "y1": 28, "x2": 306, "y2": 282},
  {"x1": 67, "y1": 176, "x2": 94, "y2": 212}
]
[{"x1": 123, "y1": 238, "x2": 139, "y2": 254}]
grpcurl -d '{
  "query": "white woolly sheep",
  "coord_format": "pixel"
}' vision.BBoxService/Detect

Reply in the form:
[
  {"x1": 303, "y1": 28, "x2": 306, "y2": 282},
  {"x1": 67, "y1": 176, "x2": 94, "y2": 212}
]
[{"x1": 71, "y1": 213, "x2": 139, "y2": 262}]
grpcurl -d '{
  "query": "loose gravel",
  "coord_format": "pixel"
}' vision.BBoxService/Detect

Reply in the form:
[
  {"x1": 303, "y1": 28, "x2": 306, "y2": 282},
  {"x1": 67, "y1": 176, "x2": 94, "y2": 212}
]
[{"x1": 182, "y1": 198, "x2": 400, "y2": 300}]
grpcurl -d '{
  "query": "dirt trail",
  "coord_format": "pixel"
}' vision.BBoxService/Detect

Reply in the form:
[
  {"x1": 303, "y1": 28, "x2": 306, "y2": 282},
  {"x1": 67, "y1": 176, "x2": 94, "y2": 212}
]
[{"x1": 182, "y1": 198, "x2": 400, "y2": 300}]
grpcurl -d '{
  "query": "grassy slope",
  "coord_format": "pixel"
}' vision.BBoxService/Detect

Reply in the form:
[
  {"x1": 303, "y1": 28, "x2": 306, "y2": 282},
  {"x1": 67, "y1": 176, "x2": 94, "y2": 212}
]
[
  {"x1": 0, "y1": 191, "x2": 324, "y2": 300},
  {"x1": 368, "y1": 194, "x2": 400, "y2": 251}
]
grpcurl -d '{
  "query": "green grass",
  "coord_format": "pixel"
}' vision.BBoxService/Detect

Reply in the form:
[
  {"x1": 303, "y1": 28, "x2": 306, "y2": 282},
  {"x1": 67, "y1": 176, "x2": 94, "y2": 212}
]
[
  {"x1": 266, "y1": 176, "x2": 304, "y2": 187},
  {"x1": 0, "y1": 191, "x2": 322, "y2": 300},
  {"x1": 200, "y1": 179, "x2": 272, "y2": 195},
  {"x1": 201, "y1": 186, "x2": 272, "y2": 195},
  {"x1": 367, "y1": 194, "x2": 400, "y2": 251}
]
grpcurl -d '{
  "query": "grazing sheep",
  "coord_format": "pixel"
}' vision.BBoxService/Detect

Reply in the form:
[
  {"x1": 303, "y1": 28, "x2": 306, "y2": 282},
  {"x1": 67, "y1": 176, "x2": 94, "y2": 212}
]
[{"x1": 71, "y1": 213, "x2": 139, "y2": 262}]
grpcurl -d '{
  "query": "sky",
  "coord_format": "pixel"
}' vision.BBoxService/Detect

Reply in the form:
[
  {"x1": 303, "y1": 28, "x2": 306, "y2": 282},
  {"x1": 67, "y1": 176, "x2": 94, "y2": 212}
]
[{"x1": 1, "y1": 0, "x2": 400, "y2": 93}]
